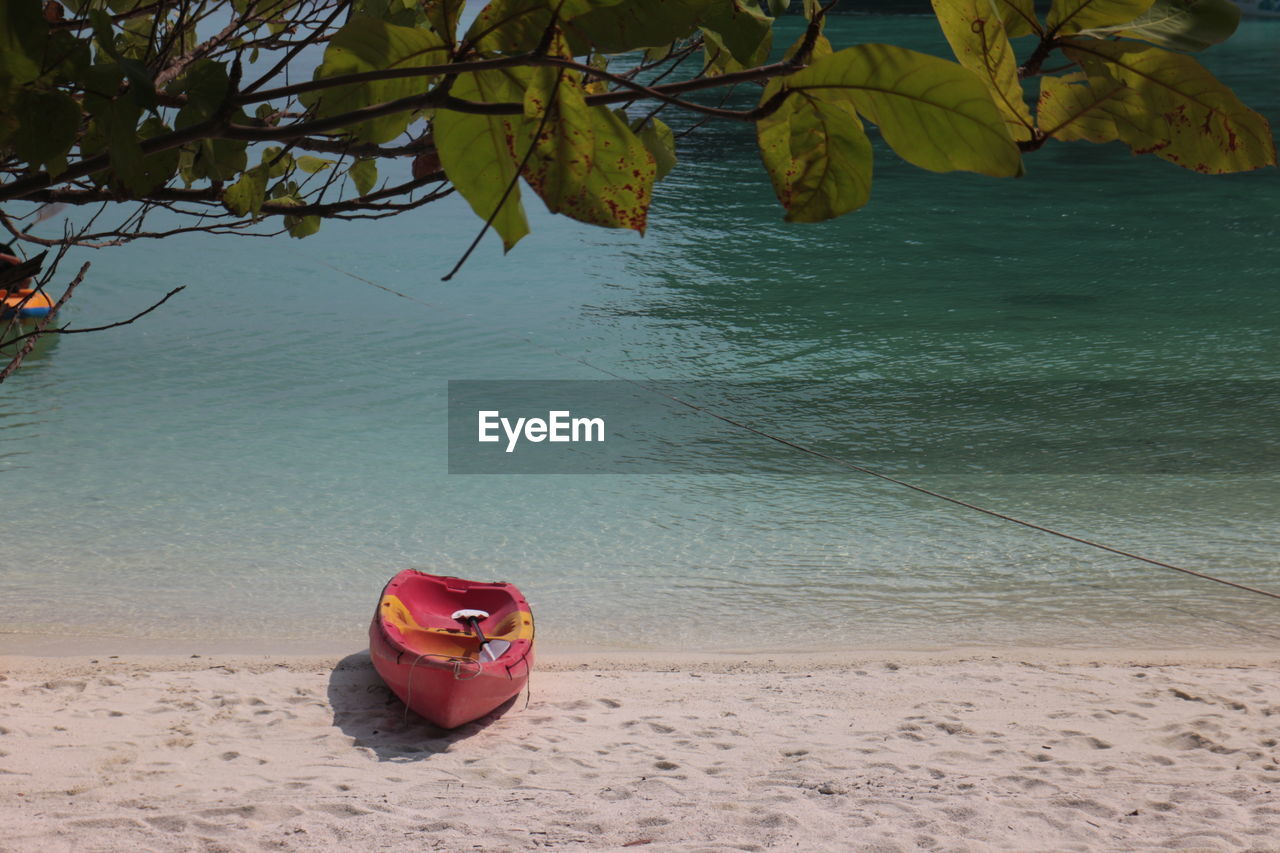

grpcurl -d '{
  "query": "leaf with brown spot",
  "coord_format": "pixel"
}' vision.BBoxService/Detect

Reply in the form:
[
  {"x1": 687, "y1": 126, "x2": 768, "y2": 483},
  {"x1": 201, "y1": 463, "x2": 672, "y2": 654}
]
[
  {"x1": 932, "y1": 0, "x2": 1035, "y2": 142},
  {"x1": 756, "y1": 76, "x2": 872, "y2": 223},
  {"x1": 1063, "y1": 40, "x2": 1276, "y2": 172},
  {"x1": 512, "y1": 71, "x2": 656, "y2": 233},
  {"x1": 1038, "y1": 71, "x2": 1168, "y2": 152},
  {"x1": 434, "y1": 68, "x2": 531, "y2": 251}
]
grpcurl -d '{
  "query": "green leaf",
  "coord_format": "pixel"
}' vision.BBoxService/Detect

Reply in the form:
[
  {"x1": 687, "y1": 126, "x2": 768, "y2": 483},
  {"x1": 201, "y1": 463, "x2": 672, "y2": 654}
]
[
  {"x1": 188, "y1": 137, "x2": 249, "y2": 182},
  {"x1": 423, "y1": 0, "x2": 465, "y2": 42},
  {"x1": 175, "y1": 60, "x2": 233, "y2": 123},
  {"x1": 285, "y1": 213, "x2": 322, "y2": 238},
  {"x1": 356, "y1": 0, "x2": 427, "y2": 26},
  {"x1": 513, "y1": 69, "x2": 656, "y2": 233},
  {"x1": 177, "y1": 146, "x2": 196, "y2": 187},
  {"x1": 700, "y1": 0, "x2": 773, "y2": 68},
  {"x1": 779, "y1": 44, "x2": 1023, "y2": 177},
  {"x1": 137, "y1": 115, "x2": 180, "y2": 188},
  {"x1": 261, "y1": 146, "x2": 294, "y2": 178},
  {"x1": 1063, "y1": 40, "x2": 1277, "y2": 172},
  {"x1": 756, "y1": 77, "x2": 873, "y2": 223},
  {"x1": 270, "y1": 179, "x2": 302, "y2": 201},
  {"x1": 349, "y1": 158, "x2": 378, "y2": 195},
  {"x1": 1037, "y1": 71, "x2": 1136, "y2": 143},
  {"x1": 1079, "y1": 0, "x2": 1240, "y2": 51},
  {"x1": 223, "y1": 165, "x2": 268, "y2": 216},
  {"x1": 565, "y1": 0, "x2": 710, "y2": 54},
  {"x1": 0, "y1": 0, "x2": 48, "y2": 92},
  {"x1": 434, "y1": 67, "x2": 531, "y2": 251},
  {"x1": 994, "y1": 0, "x2": 1041, "y2": 37},
  {"x1": 522, "y1": 38, "x2": 567, "y2": 119},
  {"x1": 702, "y1": 28, "x2": 745, "y2": 77},
  {"x1": 932, "y1": 0, "x2": 1035, "y2": 142},
  {"x1": 634, "y1": 116, "x2": 677, "y2": 180},
  {"x1": 9, "y1": 88, "x2": 81, "y2": 175},
  {"x1": 268, "y1": 179, "x2": 323, "y2": 237},
  {"x1": 766, "y1": 0, "x2": 790, "y2": 14},
  {"x1": 119, "y1": 14, "x2": 158, "y2": 61},
  {"x1": 41, "y1": 29, "x2": 93, "y2": 84},
  {"x1": 118, "y1": 56, "x2": 160, "y2": 115},
  {"x1": 172, "y1": 59, "x2": 251, "y2": 178},
  {"x1": 465, "y1": 0, "x2": 565, "y2": 53},
  {"x1": 89, "y1": 9, "x2": 121, "y2": 62},
  {"x1": 81, "y1": 85, "x2": 178, "y2": 195},
  {"x1": 1047, "y1": 0, "x2": 1156, "y2": 34},
  {"x1": 301, "y1": 15, "x2": 448, "y2": 144},
  {"x1": 644, "y1": 43, "x2": 674, "y2": 63},
  {"x1": 83, "y1": 90, "x2": 144, "y2": 192},
  {"x1": 296, "y1": 155, "x2": 335, "y2": 173},
  {"x1": 781, "y1": 29, "x2": 832, "y2": 64}
]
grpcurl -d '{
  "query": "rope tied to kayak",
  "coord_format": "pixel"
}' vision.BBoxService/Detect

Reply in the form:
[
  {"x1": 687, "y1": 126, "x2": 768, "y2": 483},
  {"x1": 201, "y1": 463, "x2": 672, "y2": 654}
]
[{"x1": 402, "y1": 653, "x2": 485, "y2": 726}]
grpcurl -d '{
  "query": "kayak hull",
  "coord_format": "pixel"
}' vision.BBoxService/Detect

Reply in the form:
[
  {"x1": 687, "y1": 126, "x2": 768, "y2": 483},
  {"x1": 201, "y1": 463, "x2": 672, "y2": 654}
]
[
  {"x1": 1, "y1": 289, "x2": 53, "y2": 319},
  {"x1": 369, "y1": 570, "x2": 534, "y2": 729}
]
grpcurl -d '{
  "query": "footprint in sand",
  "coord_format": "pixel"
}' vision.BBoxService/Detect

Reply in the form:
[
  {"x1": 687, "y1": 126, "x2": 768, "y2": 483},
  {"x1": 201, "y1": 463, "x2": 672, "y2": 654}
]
[{"x1": 1057, "y1": 735, "x2": 1113, "y2": 751}]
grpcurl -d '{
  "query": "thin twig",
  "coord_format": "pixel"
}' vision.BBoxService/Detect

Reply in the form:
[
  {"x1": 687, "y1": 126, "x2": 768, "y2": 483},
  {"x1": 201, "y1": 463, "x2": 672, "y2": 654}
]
[
  {"x1": 1, "y1": 285, "x2": 185, "y2": 352},
  {"x1": 0, "y1": 262, "x2": 90, "y2": 383}
]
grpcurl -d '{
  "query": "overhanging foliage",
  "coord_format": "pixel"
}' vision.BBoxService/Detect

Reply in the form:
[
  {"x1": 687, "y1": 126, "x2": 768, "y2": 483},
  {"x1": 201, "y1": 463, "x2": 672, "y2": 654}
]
[{"x1": 0, "y1": 0, "x2": 1272, "y2": 259}]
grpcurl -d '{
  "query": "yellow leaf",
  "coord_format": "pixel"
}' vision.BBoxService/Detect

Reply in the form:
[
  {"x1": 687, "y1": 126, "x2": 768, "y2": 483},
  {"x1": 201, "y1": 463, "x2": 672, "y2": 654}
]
[
  {"x1": 1064, "y1": 41, "x2": 1276, "y2": 173},
  {"x1": 932, "y1": 0, "x2": 1035, "y2": 142},
  {"x1": 1048, "y1": 0, "x2": 1156, "y2": 35},
  {"x1": 514, "y1": 70, "x2": 655, "y2": 233},
  {"x1": 757, "y1": 78, "x2": 873, "y2": 222},
  {"x1": 1039, "y1": 71, "x2": 1182, "y2": 155},
  {"x1": 994, "y1": 0, "x2": 1041, "y2": 37},
  {"x1": 780, "y1": 44, "x2": 1022, "y2": 177},
  {"x1": 434, "y1": 68, "x2": 531, "y2": 251}
]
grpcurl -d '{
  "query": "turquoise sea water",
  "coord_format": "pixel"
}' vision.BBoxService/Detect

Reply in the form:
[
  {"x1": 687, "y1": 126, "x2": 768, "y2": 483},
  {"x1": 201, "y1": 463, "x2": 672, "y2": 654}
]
[{"x1": 2, "y1": 17, "x2": 1278, "y2": 653}]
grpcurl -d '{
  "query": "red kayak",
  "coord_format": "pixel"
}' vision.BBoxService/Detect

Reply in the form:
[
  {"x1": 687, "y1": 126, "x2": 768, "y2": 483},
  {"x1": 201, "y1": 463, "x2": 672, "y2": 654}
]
[{"x1": 369, "y1": 570, "x2": 535, "y2": 729}]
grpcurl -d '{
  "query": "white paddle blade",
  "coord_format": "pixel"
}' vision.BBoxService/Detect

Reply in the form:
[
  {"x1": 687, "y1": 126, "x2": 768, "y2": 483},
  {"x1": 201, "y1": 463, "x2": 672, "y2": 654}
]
[
  {"x1": 451, "y1": 609, "x2": 490, "y2": 620},
  {"x1": 480, "y1": 640, "x2": 511, "y2": 662}
]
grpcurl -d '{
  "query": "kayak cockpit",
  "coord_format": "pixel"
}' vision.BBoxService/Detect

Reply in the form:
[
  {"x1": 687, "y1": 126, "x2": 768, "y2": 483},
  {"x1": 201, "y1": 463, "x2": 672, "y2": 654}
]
[{"x1": 378, "y1": 592, "x2": 532, "y2": 662}]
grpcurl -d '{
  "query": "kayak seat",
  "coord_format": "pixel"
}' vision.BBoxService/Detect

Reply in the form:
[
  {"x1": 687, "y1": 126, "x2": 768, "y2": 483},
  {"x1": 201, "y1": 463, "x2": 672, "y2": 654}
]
[{"x1": 379, "y1": 593, "x2": 531, "y2": 659}]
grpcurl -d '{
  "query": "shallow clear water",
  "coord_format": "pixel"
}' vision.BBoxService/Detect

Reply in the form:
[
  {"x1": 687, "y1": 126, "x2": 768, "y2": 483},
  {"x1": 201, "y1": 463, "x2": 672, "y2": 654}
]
[{"x1": 2, "y1": 17, "x2": 1278, "y2": 652}]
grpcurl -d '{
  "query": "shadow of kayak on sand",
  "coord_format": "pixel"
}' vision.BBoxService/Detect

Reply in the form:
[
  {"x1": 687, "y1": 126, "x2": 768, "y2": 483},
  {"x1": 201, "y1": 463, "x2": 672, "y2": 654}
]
[{"x1": 327, "y1": 650, "x2": 519, "y2": 761}]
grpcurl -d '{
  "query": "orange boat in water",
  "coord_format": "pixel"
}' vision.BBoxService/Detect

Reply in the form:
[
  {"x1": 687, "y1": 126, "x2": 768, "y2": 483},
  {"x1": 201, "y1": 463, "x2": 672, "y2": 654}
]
[
  {"x1": 369, "y1": 570, "x2": 535, "y2": 729},
  {"x1": 1, "y1": 250, "x2": 51, "y2": 320},
  {"x1": 1, "y1": 288, "x2": 53, "y2": 320}
]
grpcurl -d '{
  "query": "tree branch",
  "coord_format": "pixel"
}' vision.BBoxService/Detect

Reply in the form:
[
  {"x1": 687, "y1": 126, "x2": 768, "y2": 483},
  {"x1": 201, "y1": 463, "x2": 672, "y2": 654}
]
[
  {"x1": 154, "y1": 14, "x2": 244, "y2": 89},
  {"x1": 0, "y1": 262, "x2": 90, "y2": 383},
  {"x1": 0, "y1": 38, "x2": 819, "y2": 206}
]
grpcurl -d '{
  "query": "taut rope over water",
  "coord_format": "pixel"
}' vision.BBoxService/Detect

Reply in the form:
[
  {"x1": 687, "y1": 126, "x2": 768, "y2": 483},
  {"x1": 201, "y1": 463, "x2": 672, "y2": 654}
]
[{"x1": 322, "y1": 261, "x2": 1280, "y2": 607}]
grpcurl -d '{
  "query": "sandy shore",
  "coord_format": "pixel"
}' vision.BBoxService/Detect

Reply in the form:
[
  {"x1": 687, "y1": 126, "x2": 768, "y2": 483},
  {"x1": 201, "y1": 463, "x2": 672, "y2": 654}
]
[{"x1": 2, "y1": 649, "x2": 1278, "y2": 852}]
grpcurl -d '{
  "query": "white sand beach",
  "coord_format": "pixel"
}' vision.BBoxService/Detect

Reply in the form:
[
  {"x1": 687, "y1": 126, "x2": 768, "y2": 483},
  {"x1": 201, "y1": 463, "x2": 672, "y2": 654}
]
[{"x1": 2, "y1": 650, "x2": 1278, "y2": 852}]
